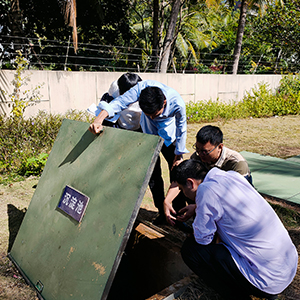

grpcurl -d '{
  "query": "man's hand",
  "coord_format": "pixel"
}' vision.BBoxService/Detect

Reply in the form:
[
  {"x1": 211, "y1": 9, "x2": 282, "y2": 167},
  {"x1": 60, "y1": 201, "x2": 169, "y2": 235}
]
[
  {"x1": 176, "y1": 204, "x2": 196, "y2": 223},
  {"x1": 163, "y1": 182, "x2": 181, "y2": 226},
  {"x1": 172, "y1": 154, "x2": 183, "y2": 169},
  {"x1": 89, "y1": 122, "x2": 103, "y2": 134},
  {"x1": 164, "y1": 200, "x2": 177, "y2": 226},
  {"x1": 88, "y1": 110, "x2": 109, "y2": 135}
]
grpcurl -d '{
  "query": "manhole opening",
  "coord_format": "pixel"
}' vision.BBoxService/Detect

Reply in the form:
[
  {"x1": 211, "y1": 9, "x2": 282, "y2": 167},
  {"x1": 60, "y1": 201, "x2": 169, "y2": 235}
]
[{"x1": 107, "y1": 219, "x2": 192, "y2": 300}]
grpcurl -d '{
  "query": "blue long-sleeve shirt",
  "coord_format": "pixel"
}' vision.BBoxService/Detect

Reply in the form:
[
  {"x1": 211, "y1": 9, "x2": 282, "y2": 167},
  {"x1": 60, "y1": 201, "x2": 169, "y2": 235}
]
[{"x1": 98, "y1": 80, "x2": 188, "y2": 155}]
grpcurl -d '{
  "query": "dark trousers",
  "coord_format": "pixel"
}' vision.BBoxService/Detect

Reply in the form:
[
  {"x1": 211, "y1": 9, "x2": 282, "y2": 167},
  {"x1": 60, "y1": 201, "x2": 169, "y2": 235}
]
[
  {"x1": 181, "y1": 237, "x2": 278, "y2": 300},
  {"x1": 149, "y1": 143, "x2": 189, "y2": 214}
]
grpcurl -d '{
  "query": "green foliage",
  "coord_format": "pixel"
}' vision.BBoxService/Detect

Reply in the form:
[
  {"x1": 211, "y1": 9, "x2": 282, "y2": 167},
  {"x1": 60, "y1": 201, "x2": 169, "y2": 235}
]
[
  {"x1": 0, "y1": 110, "x2": 93, "y2": 184},
  {"x1": 277, "y1": 74, "x2": 300, "y2": 96},
  {"x1": 242, "y1": 83, "x2": 277, "y2": 118},
  {"x1": 246, "y1": 0, "x2": 300, "y2": 74},
  {"x1": 18, "y1": 153, "x2": 49, "y2": 177},
  {"x1": 2, "y1": 51, "x2": 44, "y2": 119},
  {"x1": 186, "y1": 99, "x2": 242, "y2": 122},
  {"x1": 187, "y1": 75, "x2": 300, "y2": 122}
]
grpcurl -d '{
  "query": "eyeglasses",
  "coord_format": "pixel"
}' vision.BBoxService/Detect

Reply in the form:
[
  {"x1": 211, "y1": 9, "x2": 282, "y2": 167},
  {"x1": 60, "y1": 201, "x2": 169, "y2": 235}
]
[{"x1": 192, "y1": 143, "x2": 220, "y2": 155}]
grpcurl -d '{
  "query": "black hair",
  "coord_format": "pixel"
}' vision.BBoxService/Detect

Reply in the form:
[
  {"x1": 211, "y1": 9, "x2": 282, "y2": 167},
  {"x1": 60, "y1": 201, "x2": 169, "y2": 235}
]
[
  {"x1": 196, "y1": 125, "x2": 223, "y2": 146},
  {"x1": 117, "y1": 73, "x2": 142, "y2": 95},
  {"x1": 139, "y1": 86, "x2": 165, "y2": 114},
  {"x1": 171, "y1": 159, "x2": 208, "y2": 186},
  {"x1": 100, "y1": 92, "x2": 114, "y2": 103}
]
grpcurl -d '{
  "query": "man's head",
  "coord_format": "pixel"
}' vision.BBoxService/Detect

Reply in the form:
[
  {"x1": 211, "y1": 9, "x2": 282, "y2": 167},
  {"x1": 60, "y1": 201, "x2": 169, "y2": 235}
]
[
  {"x1": 118, "y1": 73, "x2": 142, "y2": 95},
  {"x1": 139, "y1": 86, "x2": 166, "y2": 119},
  {"x1": 194, "y1": 125, "x2": 224, "y2": 164},
  {"x1": 171, "y1": 160, "x2": 208, "y2": 201}
]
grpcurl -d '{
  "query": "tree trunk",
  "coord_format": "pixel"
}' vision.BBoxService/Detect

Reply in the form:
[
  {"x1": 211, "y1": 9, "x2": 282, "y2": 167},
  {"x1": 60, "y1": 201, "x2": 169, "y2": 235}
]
[
  {"x1": 152, "y1": 0, "x2": 160, "y2": 71},
  {"x1": 9, "y1": 0, "x2": 23, "y2": 51},
  {"x1": 159, "y1": 0, "x2": 181, "y2": 73},
  {"x1": 153, "y1": 0, "x2": 159, "y2": 51},
  {"x1": 61, "y1": 0, "x2": 78, "y2": 53},
  {"x1": 232, "y1": 0, "x2": 247, "y2": 74}
]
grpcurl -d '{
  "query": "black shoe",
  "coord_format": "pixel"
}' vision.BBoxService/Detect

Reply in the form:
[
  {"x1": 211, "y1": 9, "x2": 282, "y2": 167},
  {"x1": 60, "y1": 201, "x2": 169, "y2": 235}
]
[{"x1": 152, "y1": 213, "x2": 166, "y2": 225}]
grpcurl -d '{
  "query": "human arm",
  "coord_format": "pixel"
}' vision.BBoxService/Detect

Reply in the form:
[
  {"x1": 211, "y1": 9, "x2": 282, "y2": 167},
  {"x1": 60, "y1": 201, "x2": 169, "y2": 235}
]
[
  {"x1": 172, "y1": 95, "x2": 188, "y2": 163},
  {"x1": 222, "y1": 150, "x2": 250, "y2": 178},
  {"x1": 229, "y1": 161, "x2": 250, "y2": 176},
  {"x1": 89, "y1": 83, "x2": 142, "y2": 134},
  {"x1": 223, "y1": 160, "x2": 252, "y2": 183},
  {"x1": 89, "y1": 110, "x2": 109, "y2": 134},
  {"x1": 164, "y1": 182, "x2": 181, "y2": 226},
  {"x1": 193, "y1": 185, "x2": 223, "y2": 245}
]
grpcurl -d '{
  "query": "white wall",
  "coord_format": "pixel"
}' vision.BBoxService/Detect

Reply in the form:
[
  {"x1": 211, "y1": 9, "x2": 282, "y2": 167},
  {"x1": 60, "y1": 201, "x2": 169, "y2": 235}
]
[{"x1": 0, "y1": 70, "x2": 282, "y2": 118}]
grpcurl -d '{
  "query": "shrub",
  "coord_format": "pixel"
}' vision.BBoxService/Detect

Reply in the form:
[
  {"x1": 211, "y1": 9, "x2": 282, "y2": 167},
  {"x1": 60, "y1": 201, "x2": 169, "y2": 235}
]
[
  {"x1": 242, "y1": 83, "x2": 277, "y2": 118},
  {"x1": 1, "y1": 51, "x2": 44, "y2": 119},
  {"x1": 187, "y1": 77, "x2": 300, "y2": 123},
  {"x1": 277, "y1": 74, "x2": 300, "y2": 96},
  {"x1": 0, "y1": 110, "x2": 92, "y2": 184},
  {"x1": 18, "y1": 153, "x2": 49, "y2": 177}
]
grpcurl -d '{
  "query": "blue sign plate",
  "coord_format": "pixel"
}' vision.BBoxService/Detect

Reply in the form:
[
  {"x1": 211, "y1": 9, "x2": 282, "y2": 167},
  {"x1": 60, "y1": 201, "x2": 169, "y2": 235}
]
[{"x1": 58, "y1": 185, "x2": 89, "y2": 222}]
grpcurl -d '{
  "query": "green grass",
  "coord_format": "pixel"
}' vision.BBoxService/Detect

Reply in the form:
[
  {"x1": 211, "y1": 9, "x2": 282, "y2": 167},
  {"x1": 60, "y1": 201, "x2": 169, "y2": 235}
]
[{"x1": 270, "y1": 202, "x2": 300, "y2": 229}]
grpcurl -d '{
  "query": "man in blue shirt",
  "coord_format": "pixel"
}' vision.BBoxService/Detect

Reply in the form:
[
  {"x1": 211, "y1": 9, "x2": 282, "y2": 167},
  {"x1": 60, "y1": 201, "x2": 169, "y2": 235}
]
[
  {"x1": 172, "y1": 159, "x2": 298, "y2": 300},
  {"x1": 89, "y1": 80, "x2": 189, "y2": 224}
]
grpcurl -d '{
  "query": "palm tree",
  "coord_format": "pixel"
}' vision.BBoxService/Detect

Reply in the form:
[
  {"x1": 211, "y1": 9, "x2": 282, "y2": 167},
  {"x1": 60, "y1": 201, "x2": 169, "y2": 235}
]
[
  {"x1": 175, "y1": 3, "x2": 234, "y2": 72},
  {"x1": 153, "y1": 0, "x2": 159, "y2": 54},
  {"x1": 129, "y1": 0, "x2": 235, "y2": 72}
]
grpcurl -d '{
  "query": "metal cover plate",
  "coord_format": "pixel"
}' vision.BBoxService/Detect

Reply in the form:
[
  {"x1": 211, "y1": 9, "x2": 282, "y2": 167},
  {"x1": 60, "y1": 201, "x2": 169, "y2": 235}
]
[{"x1": 9, "y1": 119, "x2": 163, "y2": 300}]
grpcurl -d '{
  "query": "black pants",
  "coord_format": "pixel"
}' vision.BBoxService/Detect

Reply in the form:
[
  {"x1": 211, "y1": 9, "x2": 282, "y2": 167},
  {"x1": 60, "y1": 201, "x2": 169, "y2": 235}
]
[
  {"x1": 148, "y1": 143, "x2": 189, "y2": 214},
  {"x1": 181, "y1": 237, "x2": 278, "y2": 300}
]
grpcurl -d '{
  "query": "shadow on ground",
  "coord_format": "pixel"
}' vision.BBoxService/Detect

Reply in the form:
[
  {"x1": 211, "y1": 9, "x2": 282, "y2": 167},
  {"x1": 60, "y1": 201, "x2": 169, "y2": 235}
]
[{"x1": 7, "y1": 204, "x2": 26, "y2": 253}]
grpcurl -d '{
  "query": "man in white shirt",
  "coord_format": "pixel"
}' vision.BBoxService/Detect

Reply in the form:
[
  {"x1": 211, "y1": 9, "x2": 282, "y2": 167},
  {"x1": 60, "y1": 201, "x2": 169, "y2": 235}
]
[
  {"x1": 172, "y1": 159, "x2": 298, "y2": 300},
  {"x1": 98, "y1": 73, "x2": 143, "y2": 131}
]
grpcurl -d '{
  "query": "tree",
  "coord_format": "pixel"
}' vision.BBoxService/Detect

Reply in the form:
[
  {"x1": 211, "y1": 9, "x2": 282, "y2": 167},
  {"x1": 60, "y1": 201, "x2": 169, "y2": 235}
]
[
  {"x1": 128, "y1": 0, "x2": 240, "y2": 73},
  {"x1": 232, "y1": 0, "x2": 247, "y2": 74},
  {"x1": 230, "y1": 0, "x2": 286, "y2": 74},
  {"x1": 153, "y1": 0, "x2": 159, "y2": 53},
  {"x1": 1, "y1": 0, "x2": 132, "y2": 70},
  {"x1": 174, "y1": 2, "x2": 237, "y2": 73},
  {"x1": 158, "y1": 0, "x2": 182, "y2": 73},
  {"x1": 60, "y1": 0, "x2": 78, "y2": 53},
  {"x1": 250, "y1": 0, "x2": 300, "y2": 73}
]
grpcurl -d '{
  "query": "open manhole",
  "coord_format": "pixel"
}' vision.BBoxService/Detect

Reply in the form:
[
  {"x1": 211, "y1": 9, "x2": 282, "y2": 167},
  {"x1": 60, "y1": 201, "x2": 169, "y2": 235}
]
[{"x1": 107, "y1": 209, "x2": 193, "y2": 300}]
